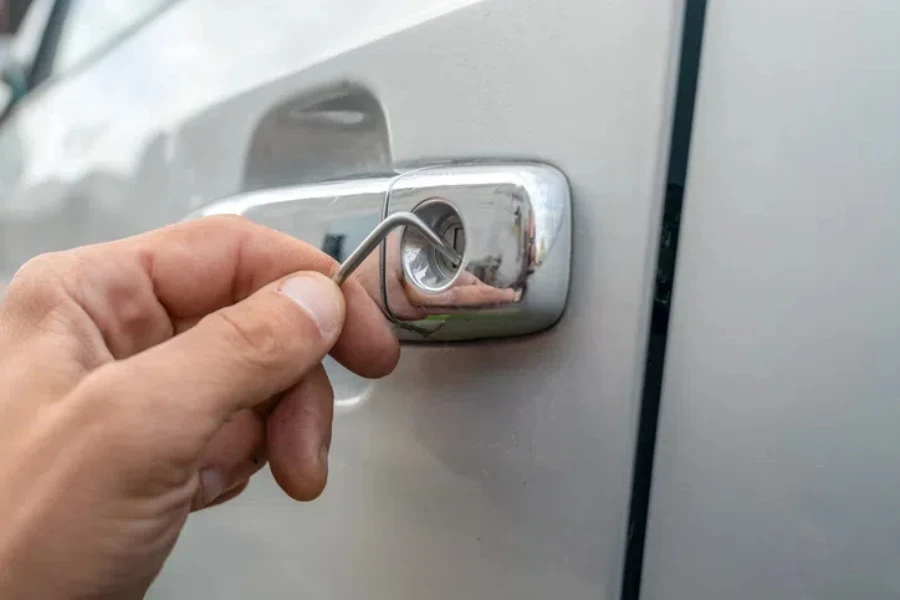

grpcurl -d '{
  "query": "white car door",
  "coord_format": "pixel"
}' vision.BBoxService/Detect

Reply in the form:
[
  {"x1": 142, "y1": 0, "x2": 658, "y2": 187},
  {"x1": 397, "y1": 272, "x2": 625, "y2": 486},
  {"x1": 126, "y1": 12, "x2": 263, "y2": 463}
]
[{"x1": 0, "y1": 1, "x2": 694, "y2": 598}]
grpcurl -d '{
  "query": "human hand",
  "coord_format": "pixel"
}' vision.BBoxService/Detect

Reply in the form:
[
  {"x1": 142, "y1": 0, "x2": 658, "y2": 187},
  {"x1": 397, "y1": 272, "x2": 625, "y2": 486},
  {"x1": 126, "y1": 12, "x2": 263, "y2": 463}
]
[{"x1": 0, "y1": 216, "x2": 399, "y2": 599}]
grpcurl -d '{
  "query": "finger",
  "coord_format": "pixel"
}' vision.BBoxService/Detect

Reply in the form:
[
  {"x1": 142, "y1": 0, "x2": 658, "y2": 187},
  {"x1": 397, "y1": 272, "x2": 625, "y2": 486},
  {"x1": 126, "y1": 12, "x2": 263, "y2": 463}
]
[
  {"x1": 101, "y1": 216, "x2": 340, "y2": 320},
  {"x1": 34, "y1": 216, "x2": 399, "y2": 376},
  {"x1": 171, "y1": 281, "x2": 399, "y2": 379},
  {"x1": 267, "y1": 364, "x2": 334, "y2": 501},
  {"x1": 192, "y1": 408, "x2": 266, "y2": 510},
  {"x1": 91, "y1": 272, "x2": 344, "y2": 444},
  {"x1": 205, "y1": 480, "x2": 250, "y2": 509},
  {"x1": 136, "y1": 216, "x2": 400, "y2": 377},
  {"x1": 333, "y1": 279, "x2": 401, "y2": 377}
]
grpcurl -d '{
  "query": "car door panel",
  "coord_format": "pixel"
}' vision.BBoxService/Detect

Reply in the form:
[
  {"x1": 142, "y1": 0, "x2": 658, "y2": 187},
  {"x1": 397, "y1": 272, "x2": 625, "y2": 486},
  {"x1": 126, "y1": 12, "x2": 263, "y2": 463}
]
[{"x1": 0, "y1": 1, "x2": 686, "y2": 598}]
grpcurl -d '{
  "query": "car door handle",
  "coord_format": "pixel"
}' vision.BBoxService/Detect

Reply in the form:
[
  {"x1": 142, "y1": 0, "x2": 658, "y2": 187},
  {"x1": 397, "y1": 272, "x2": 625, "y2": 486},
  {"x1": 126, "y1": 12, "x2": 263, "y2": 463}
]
[{"x1": 187, "y1": 163, "x2": 571, "y2": 342}]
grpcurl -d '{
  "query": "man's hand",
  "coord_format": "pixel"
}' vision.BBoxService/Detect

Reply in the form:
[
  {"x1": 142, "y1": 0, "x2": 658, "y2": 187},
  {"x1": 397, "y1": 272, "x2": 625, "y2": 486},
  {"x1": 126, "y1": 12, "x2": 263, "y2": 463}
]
[{"x1": 0, "y1": 216, "x2": 400, "y2": 599}]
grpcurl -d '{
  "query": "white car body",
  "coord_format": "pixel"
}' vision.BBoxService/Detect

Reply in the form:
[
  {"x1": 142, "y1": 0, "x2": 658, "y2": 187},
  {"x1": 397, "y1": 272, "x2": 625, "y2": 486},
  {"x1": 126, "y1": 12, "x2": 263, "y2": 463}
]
[{"x1": 1, "y1": 1, "x2": 898, "y2": 599}]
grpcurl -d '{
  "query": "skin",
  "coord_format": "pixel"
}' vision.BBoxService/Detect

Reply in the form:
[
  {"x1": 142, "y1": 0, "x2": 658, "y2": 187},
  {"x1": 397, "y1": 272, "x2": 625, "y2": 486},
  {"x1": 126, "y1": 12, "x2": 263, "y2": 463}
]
[{"x1": 0, "y1": 216, "x2": 400, "y2": 599}]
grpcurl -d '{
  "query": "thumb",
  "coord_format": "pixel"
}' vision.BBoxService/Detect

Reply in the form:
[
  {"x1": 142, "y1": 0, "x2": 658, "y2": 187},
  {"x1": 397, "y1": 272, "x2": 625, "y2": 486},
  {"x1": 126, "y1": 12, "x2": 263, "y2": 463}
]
[{"x1": 85, "y1": 272, "x2": 345, "y2": 437}]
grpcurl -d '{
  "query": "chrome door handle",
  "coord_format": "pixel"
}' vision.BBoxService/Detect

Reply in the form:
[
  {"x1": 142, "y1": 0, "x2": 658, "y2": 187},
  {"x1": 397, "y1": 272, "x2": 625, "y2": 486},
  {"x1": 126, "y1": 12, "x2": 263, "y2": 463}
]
[{"x1": 187, "y1": 163, "x2": 571, "y2": 342}]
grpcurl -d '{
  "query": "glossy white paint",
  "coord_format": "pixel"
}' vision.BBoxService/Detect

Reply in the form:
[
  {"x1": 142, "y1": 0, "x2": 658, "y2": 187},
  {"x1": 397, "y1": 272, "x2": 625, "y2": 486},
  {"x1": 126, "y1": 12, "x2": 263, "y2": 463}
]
[
  {"x1": 642, "y1": 2, "x2": 900, "y2": 598},
  {"x1": 0, "y1": 1, "x2": 686, "y2": 597}
]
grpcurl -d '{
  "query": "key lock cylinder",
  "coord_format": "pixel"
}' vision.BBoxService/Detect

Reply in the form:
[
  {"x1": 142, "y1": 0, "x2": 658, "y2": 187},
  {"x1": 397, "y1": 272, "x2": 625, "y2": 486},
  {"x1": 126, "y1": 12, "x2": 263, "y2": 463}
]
[{"x1": 190, "y1": 164, "x2": 572, "y2": 342}]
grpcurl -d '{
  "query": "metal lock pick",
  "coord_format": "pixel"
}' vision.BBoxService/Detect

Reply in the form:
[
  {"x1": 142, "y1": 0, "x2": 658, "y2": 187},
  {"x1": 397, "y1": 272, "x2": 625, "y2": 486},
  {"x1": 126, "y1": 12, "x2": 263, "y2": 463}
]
[{"x1": 330, "y1": 212, "x2": 462, "y2": 286}]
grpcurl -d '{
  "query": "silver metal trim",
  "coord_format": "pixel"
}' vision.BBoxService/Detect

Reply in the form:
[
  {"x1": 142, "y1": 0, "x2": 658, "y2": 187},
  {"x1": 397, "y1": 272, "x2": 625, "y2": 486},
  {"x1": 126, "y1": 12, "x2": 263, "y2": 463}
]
[{"x1": 187, "y1": 163, "x2": 572, "y2": 342}]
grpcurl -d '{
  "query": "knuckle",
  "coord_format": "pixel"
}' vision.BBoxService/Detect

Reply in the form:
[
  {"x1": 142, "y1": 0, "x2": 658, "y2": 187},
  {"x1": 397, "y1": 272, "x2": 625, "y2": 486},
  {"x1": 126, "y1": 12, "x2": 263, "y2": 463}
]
[
  {"x1": 4, "y1": 253, "x2": 75, "y2": 315},
  {"x1": 202, "y1": 214, "x2": 260, "y2": 234},
  {"x1": 10, "y1": 253, "x2": 67, "y2": 292},
  {"x1": 210, "y1": 214, "x2": 249, "y2": 226}
]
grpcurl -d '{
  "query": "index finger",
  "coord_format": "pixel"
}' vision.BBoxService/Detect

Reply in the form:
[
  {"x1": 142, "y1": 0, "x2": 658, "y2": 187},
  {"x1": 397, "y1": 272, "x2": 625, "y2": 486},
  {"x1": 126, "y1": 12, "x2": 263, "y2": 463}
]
[{"x1": 83, "y1": 215, "x2": 399, "y2": 378}]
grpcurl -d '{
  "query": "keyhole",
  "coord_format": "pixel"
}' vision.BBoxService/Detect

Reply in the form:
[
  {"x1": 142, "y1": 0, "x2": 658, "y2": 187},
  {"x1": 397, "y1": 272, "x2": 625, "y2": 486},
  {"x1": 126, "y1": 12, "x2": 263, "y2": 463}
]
[
  {"x1": 435, "y1": 217, "x2": 465, "y2": 276},
  {"x1": 399, "y1": 198, "x2": 467, "y2": 294}
]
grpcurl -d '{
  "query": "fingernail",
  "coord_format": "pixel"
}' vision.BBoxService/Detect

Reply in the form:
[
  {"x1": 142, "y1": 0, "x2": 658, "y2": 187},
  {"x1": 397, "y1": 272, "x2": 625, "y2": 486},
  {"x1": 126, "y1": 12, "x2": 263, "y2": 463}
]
[
  {"x1": 278, "y1": 274, "x2": 342, "y2": 340},
  {"x1": 200, "y1": 469, "x2": 227, "y2": 506}
]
